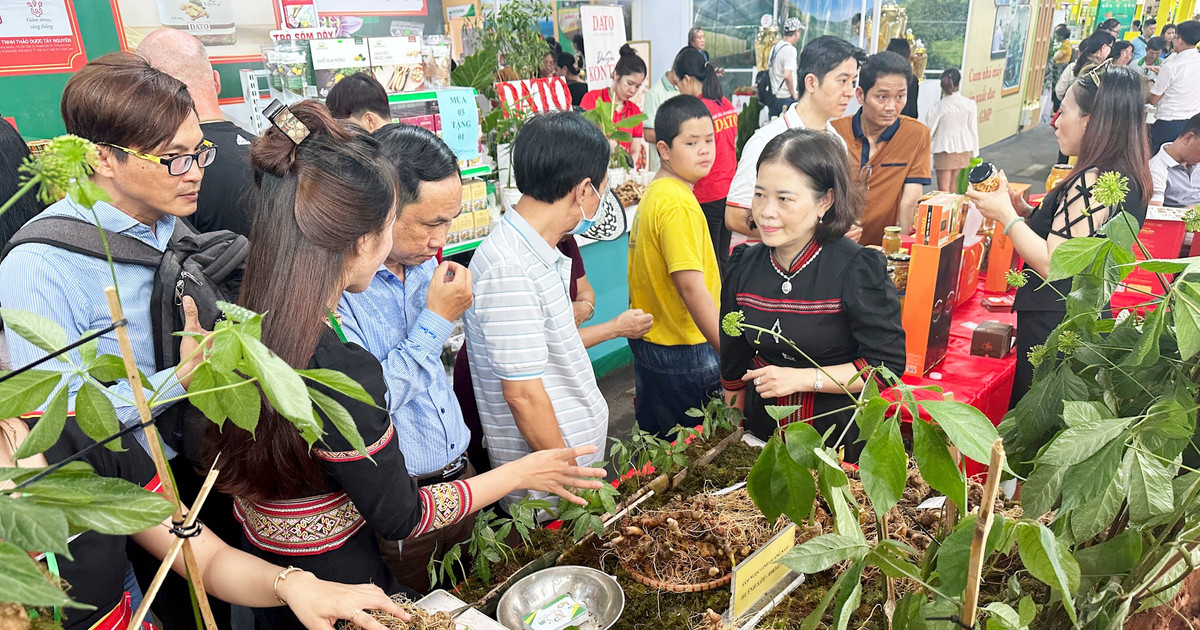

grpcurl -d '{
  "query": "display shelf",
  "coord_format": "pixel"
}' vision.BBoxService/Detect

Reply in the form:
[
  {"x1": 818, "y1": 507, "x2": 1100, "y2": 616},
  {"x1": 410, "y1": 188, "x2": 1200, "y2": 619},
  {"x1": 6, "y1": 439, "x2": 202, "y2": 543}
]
[
  {"x1": 461, "y1": 164, "x2": 493, "y2": 178},
  {"x1": 443, "y1": 237, "x2": 484, "y2": 257}
]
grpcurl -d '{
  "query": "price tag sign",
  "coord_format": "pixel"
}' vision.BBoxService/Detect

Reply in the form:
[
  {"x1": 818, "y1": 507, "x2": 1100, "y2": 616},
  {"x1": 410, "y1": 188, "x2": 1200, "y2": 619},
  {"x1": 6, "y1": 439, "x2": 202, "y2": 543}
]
[
  {"x1": 730, "y1": 523, "x2": 796, "y2": 618},
  {"x1": 435, "y1": 89, "x2": 480, "y2": 160}
]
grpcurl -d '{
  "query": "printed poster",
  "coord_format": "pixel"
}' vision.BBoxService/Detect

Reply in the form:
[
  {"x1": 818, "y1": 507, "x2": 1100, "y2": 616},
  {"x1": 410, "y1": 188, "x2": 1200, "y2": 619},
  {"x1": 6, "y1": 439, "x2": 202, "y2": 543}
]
[
  {"x1": 314, "y1": 0, "x2": 427, "y2": 15},
  {"x1": 579, "y1": 4, "x2": 627, "y2": 91},
  {"x1": 0, "y1": 0, "x2": 87, "y2": 77},
  {"x1": 110, "y1": 0, "x2": 280, "y2": 62}
]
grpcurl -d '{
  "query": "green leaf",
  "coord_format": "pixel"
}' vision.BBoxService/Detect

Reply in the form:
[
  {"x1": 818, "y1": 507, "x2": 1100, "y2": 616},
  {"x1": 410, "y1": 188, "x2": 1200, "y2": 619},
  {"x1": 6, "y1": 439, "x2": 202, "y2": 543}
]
[
  {"x1": 0, "y1": 540, "x2": 80, "y2": 608},
  {"x1": 813, "y1": 447, "x2": 848, "y2": 487},
  {"x1": 859, "y1": 418, "x2": 907, "y2": 517},
  {"x1": 777, "y1": 533, "x2": 869, "y2": 574},
  {"x1": 799, "y1": 562, "x2": 859, "y2": 630},
  {"x1": 0, "y1": 497, "x2": 72, "y2": 557},
  {"x1": 747, "y1": 435, "x2": 815, "y2": 526},
  {"x1": 937, "y1": 514, "x2": 978, "y2": 595},
  {"x1": 1057, "y1": 437, "x2": 1124, "y2": 516},
  {"x1": 1073, "y1": 529, "x2": 1142, "y2": 579},
  {"x1": 830, "y1": 561, "x2": 863, "y2": 630},
  {"x1": 1123, "y1": 303, "x2": 1163, "y2": 367},
  {"x1": 855, "y1": 397, "x2": 890, "y2": 442},
  {"x1": 612, "y1": 113, "x2": 648, "y2": 128},
  {"x1": 237, "y1": 333, "x2": 318, "y2": 444},
  {"x1": 216, "y1": 301, "x2": 262, "y2": 326},
  {"x1": 922, "y1": 401, "x2": 1002, "y2": 470},
  {"x1": 0, "y1": 369, "x2": 62, "y2": 418},
  {"x1": 0, "y1": 308, "x2": 68, "y2": 354},
  {"x1": 911, "y1": 418, "x2": 966, "y2": 512},
  {"x1": 1138, "y1": 259, "x2": 1191, "y2": 273},
  {"x1": 1035, "y1": 415, "x2": 1131, "y2": 466},
  {"x1": 865, "y1": 539, "x2": 920, "y2": 580},
  {"x1": 309, "y1": 387, "x2": 369, "y2": 460},
  {"x1": 1174, "y1": 282, "x2": 1200, "y2": 360},
  {"x1": 86, "y1": 354, "x2": 149, "y2": 388},
  {"x1": 1047, "y1": 237, "x2": 1110, "y2": 281},
  {"x1": 78, "y1": 331, "x2": 99, "y2": 365},
  {"x1": 0, "y1": 461, "x2": 93, "y2": 483},
  {"x1": 982, "y1": 602, "x2": 1022, "y2": 630},
  {"x1": 1021, "y1": 464, "x2": 1065, "y2": 517},
  {"x1": 206, "y1": 329, "x2": 242, "y2": 373},
  {"x1": 215, "y1": 375, "x2": 261, "y2": 433},
  {"x1": 1103, "y1": 211, "x2": 1138, "y2": 254},
  {"x1": 1061, "y1": 400, "x2": 1109, "y2": 427},
  {"x1": 186, "y1": 363, "x2": 226, "y2": 426},
  {"x1": 1019, "y1": 596, "x2": 1037, "y2": 626},
  {"x1": 23, "y1": 475, "x2": 175, "y2": 534},
  {"x1": 1017, "y1": 522, "x2": 1079, "y2": 623},
  {"x1": 1123, "y1": 446, "x2": 1174, "y2": 525},
  {"x1": 13, "y1": 387, "x2": 68, "y2": 461},
  {"x1": 73, "y1": 380, "x2": 122, "y2": 451},
  {"x1": 782, "y1": 421, "x2": 822, "y2": 469},
  {"x1": 451, "y1": 44, "x2": 499, "y2": 100},
  {"x1": 1140, "y1": 398, "x2": 1195, "y2": 440},
  {"x1": 297, "y1": 368, "x2": 376, "y2": 406},
  {"x1": 765, "y1": 405, "x2": 801, "y2": 422}
]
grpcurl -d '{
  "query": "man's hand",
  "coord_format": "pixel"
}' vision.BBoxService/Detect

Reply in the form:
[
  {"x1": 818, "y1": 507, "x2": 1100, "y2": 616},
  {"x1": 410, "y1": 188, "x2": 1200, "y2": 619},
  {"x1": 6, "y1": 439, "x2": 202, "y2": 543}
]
[
  {"x1": 426, "y1": 261, "x2": 473, "y2": 322},
  {"x1": 176, "y1": 296, "x2": 210, "y2": 389},
  {"x1": 572, "y1": 300, "x2": 594, "y2": 326},
  {"x1": 613, "y1": 309, "x2": 653, "y2": 339}
]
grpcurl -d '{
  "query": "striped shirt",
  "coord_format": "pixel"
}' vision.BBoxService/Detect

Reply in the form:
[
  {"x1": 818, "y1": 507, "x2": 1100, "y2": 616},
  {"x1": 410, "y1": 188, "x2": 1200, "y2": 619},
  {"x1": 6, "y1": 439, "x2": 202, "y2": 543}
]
[
  {"x1": 0, "y1": 197, "x2": 187, "y2": 454},
  {"x1": 337, "y1": 260, "x2": 471, "y2": 476},
  {"x1": 462, "y1": 210, "x2": 608, "y2": 508}
]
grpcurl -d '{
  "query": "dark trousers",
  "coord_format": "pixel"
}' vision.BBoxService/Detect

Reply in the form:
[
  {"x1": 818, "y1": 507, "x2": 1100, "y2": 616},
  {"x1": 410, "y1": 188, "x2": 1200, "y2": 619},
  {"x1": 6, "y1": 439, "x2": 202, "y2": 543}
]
[
  {"x1": 699, "y1": 197, "x2": 731, "y2": 273},
  {"x1": 1151, "y1": 118, "x2": 1188, "y2": 154},
  {"x1": 1010, "y1": 309, "x2": 1063, "y2": 408},
  {"x1": 379, "y1": 464, "x2": 477, "y2": 594},
  {"x1": 629, "y1": 338, "x2": 721, "y2": 438}
]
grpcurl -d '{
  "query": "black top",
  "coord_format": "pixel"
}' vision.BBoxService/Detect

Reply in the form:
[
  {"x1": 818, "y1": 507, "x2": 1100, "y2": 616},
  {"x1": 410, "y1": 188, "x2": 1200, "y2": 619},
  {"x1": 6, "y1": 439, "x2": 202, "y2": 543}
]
[
  {"x1": 192, "y1": 120, "x2": 256, "y2": 237},
  {"x1": 38, "y1": 418, "x2": 159, "y2": 630},
  {"x1": 720, "y1": 238, "x2": 906, "y2": 460},
  {"x1": 1014, "y1": 169, "x2": 1147, "y2": 313},
  {"x1": 247, "y1": 330, "x2": 422, "y2": 630},
  {"x1": 901, "y1": 75, "x2": 920, "y2": 119},
  {"x1": 568, "y1": 81, "x2": 589, "y2": 108}
]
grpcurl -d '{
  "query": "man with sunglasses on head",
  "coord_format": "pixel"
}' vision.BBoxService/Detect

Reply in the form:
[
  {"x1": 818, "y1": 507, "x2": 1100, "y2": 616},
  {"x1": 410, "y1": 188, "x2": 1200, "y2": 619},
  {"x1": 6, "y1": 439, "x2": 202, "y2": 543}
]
[{"x1": 138, "y1": 28, "x2": 257, "y2": 237}]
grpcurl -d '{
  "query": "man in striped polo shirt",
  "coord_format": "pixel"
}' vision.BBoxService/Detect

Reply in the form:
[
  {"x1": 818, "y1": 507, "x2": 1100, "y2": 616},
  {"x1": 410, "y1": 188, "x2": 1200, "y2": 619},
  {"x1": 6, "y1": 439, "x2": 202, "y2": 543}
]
[{"x1": 462, "y1": 111, "x2": 610, "y2": 509}]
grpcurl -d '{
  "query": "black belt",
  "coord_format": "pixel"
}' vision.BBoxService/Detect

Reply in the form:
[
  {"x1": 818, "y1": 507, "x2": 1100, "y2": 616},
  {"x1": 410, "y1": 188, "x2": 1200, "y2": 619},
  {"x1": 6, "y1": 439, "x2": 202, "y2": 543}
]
[{"x1": 415, "y1": 454, "x2": 468, "y2": 487}]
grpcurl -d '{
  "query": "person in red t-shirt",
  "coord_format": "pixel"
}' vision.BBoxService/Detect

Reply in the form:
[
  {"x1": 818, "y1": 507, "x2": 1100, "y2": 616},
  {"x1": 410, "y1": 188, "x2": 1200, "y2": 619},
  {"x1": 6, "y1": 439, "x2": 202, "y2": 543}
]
[
  {"x1": 581, "y1": 44, "x2": 648, "y2": 167},
  {"x1": 670, "y1": 46, "x2": 738, "y2": 268}
]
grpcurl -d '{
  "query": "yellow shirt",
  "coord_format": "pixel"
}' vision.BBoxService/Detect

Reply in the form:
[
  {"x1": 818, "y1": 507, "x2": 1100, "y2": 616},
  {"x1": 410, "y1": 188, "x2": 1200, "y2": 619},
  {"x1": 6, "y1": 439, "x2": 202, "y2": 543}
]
[{"x1": 627, "y1": 176, "x2": 721, "y2": 346}]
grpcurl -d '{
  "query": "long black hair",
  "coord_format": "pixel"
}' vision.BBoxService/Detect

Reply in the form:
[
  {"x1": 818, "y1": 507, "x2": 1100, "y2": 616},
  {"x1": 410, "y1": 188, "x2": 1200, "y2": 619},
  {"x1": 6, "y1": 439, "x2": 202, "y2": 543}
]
[
  {"x1": 1067, "y1": 64, "x2": 1152, "y2": 208},
  {"x1": 672, "y1": 47, "x2": 723, "y2": 101},
  {"x1": 0, "y1": 121, "x2": 44, "y2": 249}
]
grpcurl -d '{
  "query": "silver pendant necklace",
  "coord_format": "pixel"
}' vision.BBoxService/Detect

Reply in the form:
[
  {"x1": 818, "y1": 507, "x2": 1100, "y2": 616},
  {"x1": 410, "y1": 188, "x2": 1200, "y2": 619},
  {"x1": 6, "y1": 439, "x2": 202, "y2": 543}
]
[{"x1": 771, "y1": 244, "x2": 820, "y2": 294}]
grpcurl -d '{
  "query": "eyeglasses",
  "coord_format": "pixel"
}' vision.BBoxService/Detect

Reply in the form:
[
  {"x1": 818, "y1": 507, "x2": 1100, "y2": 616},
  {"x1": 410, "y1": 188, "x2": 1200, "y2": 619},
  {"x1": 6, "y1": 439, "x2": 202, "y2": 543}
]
[
  {"x1": 100, "y1": 140, "x2": 218, "y2": 176},
  {"x1": 1078, "y1": 58, "x2": 1113, "y2": 89}
]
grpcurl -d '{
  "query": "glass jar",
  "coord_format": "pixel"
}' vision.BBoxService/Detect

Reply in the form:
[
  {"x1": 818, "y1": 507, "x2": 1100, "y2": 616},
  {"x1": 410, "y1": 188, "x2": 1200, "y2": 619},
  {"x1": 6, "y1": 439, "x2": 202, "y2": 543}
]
[
  {"x1": 968, "y1": 162, "x2": 1001, "y2": 193},
  {"x1": 887, "y1": 252, "x2": 911, "y2": 295},
  {"x1": 882, "y1": 226, "x2": 903, "y2": 255},
  {"x1": 1045, "y1": 164, "x2": 1073, "y2": 192}
]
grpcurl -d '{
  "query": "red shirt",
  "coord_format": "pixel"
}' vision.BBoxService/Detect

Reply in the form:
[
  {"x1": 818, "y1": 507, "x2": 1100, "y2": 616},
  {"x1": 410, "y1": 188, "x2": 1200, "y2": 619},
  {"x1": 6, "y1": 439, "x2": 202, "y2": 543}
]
[
  {"x1": 693, "y1": 97, "x2": 738, "y2": 204},
  {"x1": 580, "y1": 88, "x2": 644, "y2": 152}
]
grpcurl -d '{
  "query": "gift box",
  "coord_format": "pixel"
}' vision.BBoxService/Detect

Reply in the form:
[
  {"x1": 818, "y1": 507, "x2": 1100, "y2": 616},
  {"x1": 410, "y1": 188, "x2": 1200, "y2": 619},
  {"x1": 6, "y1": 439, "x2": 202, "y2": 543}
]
[
  {"x1": 914, "y1": 192, "x2": 964, "y2": 247},
  {"x1": 971, "y1": 321, "x2": 1014, "y2": 358},
  {"x1": 957, "y1": 239, "x2": 984, "y2": 307},
  {"x1": 903, "y1": 234, "x2": 964, "y2": 376},
  {"x1": 984, "y1": 220, "x2": 1018, "y2": 293}
]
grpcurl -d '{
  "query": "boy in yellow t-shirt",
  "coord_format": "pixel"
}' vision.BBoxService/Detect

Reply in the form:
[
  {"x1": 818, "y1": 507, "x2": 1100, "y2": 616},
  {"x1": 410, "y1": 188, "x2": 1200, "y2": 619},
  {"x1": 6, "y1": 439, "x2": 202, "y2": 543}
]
[{"x1": 627, "y1": 94, "x2": 722, "y2": 437}]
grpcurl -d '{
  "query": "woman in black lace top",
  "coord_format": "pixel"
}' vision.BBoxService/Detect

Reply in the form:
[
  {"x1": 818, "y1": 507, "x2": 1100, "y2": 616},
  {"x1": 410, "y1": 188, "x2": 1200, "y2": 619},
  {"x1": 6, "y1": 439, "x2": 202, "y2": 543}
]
[{"x1": 967, "y1": 62, "x2": 1152, "y2": 406}]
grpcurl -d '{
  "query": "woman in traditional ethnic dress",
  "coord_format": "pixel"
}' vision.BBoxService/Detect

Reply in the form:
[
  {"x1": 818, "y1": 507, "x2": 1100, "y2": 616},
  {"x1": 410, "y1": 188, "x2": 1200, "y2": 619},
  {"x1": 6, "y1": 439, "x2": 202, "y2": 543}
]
[
  {"x1": 720, "y1": 129, "x2": 905, "y2": 461},
  {"x1": 0, "y1": 414, "x2": 408, "y2": 630},
  {"x1": 210, "y1": 101, "x2": 605, "y2": 630}
]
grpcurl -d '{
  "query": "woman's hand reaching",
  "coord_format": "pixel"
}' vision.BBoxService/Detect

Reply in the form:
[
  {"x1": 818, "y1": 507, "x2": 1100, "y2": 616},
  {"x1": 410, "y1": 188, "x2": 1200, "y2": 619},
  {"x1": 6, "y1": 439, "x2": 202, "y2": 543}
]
[
  {"x1": 508, "y1": 445, "x2": 607, "y2": 505},
  {"x1": 276, "y1": 571, "x2": 408, "y2": 630}
]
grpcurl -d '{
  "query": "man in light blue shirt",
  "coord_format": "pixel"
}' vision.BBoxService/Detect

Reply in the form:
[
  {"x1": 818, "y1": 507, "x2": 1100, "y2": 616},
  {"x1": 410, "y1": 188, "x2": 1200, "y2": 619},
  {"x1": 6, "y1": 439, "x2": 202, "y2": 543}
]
[
  {"x1": 337, "y1": 124, "x2": 474, "y2": 592},
  {"x1": 0, "y1": 53, "x2": 208, "y2": 453}
]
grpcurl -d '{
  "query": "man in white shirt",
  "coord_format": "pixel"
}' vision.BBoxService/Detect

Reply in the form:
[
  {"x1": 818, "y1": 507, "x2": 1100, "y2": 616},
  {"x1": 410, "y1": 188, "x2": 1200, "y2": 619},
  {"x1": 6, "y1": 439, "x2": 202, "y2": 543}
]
[
  {"x1": 766, "y1": 18, "x2": 803, "y2": 117},
  {"x1": 1148, "y1": 20, "x2": 1200, "y2": 152},
  {"x1": 728, "y1": 35, "x2": 863, "y2": 237},
  {"x1": 463, "y1": 111, "x2": 609, "y2": 508},
  {"x1": 1149, "y1": 114, "x2": 1200, "y2": 208},
  {"x1": 642, "y1": 69, "x2": 679, "y2": 172}
]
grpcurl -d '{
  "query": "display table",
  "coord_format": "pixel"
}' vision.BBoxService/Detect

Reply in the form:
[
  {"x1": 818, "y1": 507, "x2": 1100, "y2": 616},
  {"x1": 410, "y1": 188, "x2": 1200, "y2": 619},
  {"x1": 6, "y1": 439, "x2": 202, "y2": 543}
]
[{"x1": 889, "y1": 279, "x2": 1017, "y2": 477}]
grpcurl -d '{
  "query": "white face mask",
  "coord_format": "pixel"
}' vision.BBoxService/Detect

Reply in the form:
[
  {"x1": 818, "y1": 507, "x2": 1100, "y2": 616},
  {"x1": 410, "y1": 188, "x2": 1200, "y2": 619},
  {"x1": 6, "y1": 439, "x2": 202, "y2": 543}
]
[{"x1": 568, "y1": 182, "x2": 604, "y2": 235}]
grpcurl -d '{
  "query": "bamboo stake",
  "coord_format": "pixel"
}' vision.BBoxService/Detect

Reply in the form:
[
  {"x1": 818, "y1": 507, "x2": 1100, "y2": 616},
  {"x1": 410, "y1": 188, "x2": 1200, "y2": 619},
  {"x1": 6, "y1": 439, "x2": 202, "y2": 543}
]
[
  {"x1": 128, "y1": 462, "x2": 221, "y2": 630},
  {"x1": 962, "y1": 439, "x2": 1006, "y2": 627},
  {"x1": 103, "y1": 288, "x2": 217, "y2": 630}
]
